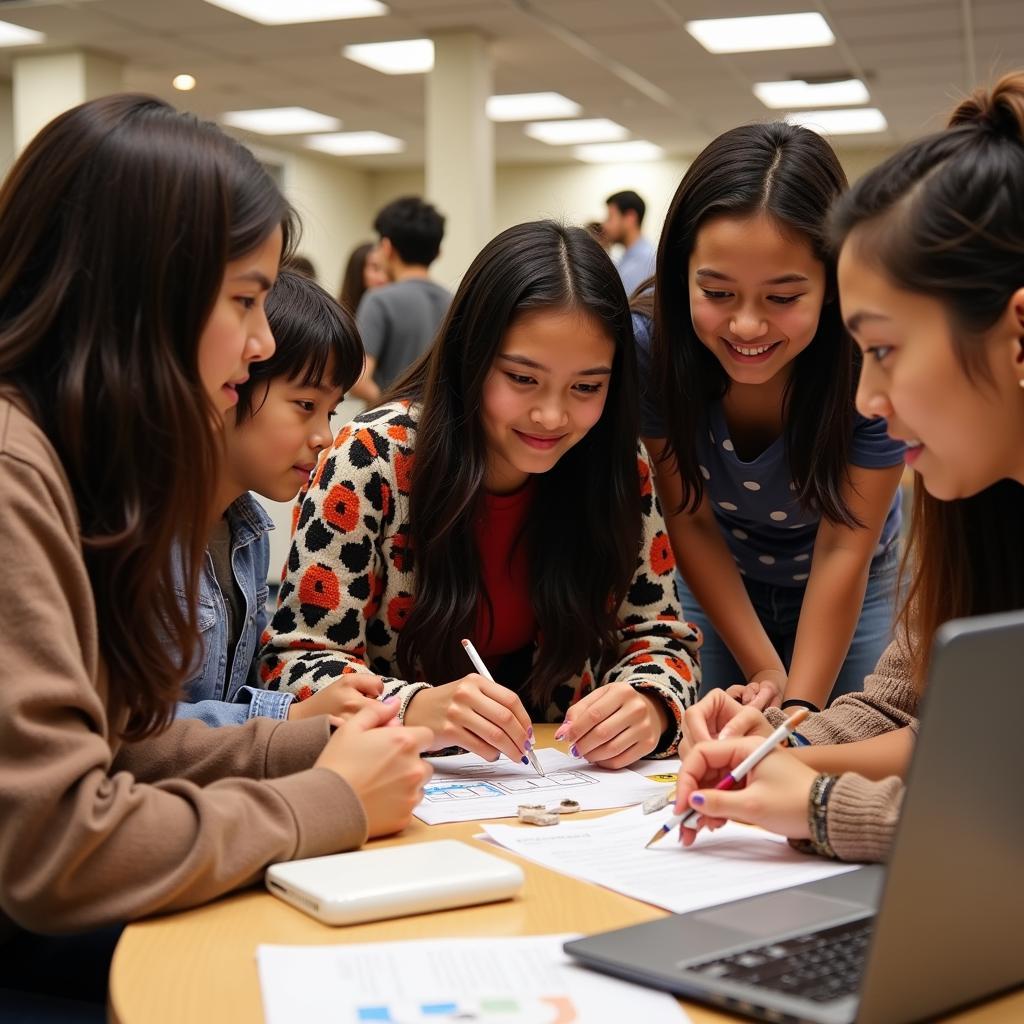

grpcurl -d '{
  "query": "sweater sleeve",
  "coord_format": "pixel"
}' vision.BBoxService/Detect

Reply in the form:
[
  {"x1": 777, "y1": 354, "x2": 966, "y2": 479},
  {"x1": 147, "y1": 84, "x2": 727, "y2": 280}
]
[
  {"x1": 0, "y1": 447, "x2": 367, "y2": 935},
  {"x1": 766, "y1": 634, "x2": 920, "y2": 744},
  {"x1": 258, "y1": 418, "x2": 428, "y2": 715},
  {"x1": 825, "y1": 774, "x2": 905, "y2": 863},
  {"x1": 599, "y1": 448, "x2": 701, "y2": 756}
]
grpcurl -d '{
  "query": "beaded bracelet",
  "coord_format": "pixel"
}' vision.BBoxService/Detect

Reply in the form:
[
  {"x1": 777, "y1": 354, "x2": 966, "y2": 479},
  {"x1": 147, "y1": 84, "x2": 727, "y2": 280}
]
[{"x1": 807, "y1": 772, "x2": 839, "y2": 859}]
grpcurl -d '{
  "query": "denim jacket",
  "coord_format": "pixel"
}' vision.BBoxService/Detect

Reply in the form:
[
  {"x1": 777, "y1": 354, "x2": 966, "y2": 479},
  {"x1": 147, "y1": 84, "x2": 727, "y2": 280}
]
[{"x1": 174, "y1": 493, "x2": 294, "y2": 726}]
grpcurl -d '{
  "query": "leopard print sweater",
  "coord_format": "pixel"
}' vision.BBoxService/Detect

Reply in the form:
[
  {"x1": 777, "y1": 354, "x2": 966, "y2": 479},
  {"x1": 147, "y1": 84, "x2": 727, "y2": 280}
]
[{"x1": 258, "y1": 402, "x2": 701, "y2": 756}]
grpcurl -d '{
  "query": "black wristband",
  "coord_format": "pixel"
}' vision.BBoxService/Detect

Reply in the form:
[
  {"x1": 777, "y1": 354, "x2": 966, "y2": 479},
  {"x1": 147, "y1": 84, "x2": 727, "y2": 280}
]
[{"x1": 781, "y1": 698, "x2": 820, "y2": 713}]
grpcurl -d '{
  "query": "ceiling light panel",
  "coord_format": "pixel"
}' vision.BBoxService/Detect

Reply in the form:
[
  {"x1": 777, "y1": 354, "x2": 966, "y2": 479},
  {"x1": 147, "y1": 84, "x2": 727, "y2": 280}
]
[
  {"x1": 686, "y1": 13, "x2": 834, "y2": 54},
  {"x1": 307, "y1": 131, "x2": 405, "y2": 155},
  {"x1": 0, "y1": 20, "x2": 45, "y2": 46},
  {"x1": 574, "y1": 141, "x2": 664, "y2": 163},
  {"x1": 754, "y1": 79, "x2": 869, "y2": 109},
  {"x1": 222, "y1": 107, "x2": 342, "y2": 134},
  {"x1": 525, "y1": 118, "x2": 628, "y2": 145},
  {"x1": 486, "y1": 93, "x2": 582, "y2": 122},
  {"x1": 786, "y1": 108, "x2": 888, "y2": 135},
  {"x1": 204, "y1": 0, "x2": 387, "y2": 24},
  {"x1": 342, "y1": 39, "x2": 434, "y2": 74}
]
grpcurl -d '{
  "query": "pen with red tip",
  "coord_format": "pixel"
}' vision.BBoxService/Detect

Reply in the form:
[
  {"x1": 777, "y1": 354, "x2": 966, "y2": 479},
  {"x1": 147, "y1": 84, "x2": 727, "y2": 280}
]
[{"x1": 644, "y1": 707, "x2": 810, "y2": 848}]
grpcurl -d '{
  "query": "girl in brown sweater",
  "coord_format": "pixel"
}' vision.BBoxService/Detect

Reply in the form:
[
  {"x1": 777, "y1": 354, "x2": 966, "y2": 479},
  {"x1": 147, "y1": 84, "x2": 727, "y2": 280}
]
[
  {"x1": 0, "y1": 96, "x2": 432, "y2": 1014},
  {"x1": 671, "y1": 71, "x2": 1024, "y2": 862}
]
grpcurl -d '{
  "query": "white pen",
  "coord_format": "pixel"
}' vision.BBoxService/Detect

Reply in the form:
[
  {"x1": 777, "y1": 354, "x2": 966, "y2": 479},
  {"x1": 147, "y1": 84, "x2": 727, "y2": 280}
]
[
  {"x1": 644, "y1": 707, "x2": 810, "y2": 848},
  {"x1": 461, "y1": 638, "x2": 545, "y2": 777}
]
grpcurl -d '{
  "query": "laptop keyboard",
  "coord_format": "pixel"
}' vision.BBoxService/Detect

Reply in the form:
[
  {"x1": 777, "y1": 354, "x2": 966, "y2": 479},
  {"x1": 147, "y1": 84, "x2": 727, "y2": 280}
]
[{"x1": 687, "y1": 918, "x2": 873, "y2": 1003}]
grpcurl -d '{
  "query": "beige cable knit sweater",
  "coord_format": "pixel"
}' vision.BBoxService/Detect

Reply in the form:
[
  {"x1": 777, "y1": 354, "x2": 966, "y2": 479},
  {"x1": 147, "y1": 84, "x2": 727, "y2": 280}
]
[{"x1": 766, "y1": 635, "x2": 919, "y2": 862}]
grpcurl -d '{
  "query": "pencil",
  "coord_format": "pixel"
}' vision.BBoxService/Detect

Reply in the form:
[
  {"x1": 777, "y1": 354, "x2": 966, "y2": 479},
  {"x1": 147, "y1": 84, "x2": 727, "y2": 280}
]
[
  {"x1": 644, "y1": 707, "x2": 810, "y2": 848},
  {"x1": 461, "y1": 638, "x2": 545, "y2": 777}
]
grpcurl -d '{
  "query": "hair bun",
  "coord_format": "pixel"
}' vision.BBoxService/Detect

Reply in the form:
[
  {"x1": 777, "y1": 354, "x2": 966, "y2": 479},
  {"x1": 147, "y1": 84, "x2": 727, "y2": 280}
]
[{"x1": 947, "y1": 71, "x2": 1024, "y2": 142}]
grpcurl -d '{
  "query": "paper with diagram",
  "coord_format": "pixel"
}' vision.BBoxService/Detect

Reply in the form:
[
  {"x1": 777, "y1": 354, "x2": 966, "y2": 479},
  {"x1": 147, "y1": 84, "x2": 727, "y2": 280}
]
[
  {"x1": 481, "y1": 804, "x2": 860, "y2": 915},
  {"x1": 414, "y1": 748, "x2": 664, "y2": 824},
  {"x1": 257, "y1": 934, "x2": 690, "y2": 1024}
]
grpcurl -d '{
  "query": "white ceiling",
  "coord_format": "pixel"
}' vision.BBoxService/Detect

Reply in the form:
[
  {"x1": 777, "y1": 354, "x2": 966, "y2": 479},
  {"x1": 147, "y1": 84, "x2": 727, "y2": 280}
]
[{"x1": 0, "y1": 0, "x2": 1021, "y2": 168}]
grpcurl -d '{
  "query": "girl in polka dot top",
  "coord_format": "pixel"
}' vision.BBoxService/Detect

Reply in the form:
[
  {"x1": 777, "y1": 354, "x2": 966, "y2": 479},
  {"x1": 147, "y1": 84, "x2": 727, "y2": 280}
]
[{"x1": 634, "y1": 123, "x2": 906, "y2": 713}]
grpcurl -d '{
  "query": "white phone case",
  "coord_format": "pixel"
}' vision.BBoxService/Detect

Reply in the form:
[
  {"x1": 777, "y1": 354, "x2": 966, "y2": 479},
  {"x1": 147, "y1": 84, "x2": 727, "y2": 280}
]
[{"x1": 265, "y1": 839, "x2": 524, "y2": 925}]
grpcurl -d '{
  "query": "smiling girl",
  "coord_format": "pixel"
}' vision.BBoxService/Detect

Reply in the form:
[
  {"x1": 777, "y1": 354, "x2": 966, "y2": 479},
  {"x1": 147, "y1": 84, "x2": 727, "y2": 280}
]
[
  {"x1": 636, "y1": 124, "x2": 905, "y2": 713},
  {"x1": 672, "y1": 72, "x2": 1024, "y2": 861},
  {"x1": 260, "y1": 220, "x2": 701, "y2": 768}
]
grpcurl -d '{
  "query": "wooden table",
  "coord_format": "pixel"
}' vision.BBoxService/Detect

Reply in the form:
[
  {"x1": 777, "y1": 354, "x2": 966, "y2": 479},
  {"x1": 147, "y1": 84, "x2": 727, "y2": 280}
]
[{"x1": 109, "y1": 728, "x2": 1023, "y2": 1023}]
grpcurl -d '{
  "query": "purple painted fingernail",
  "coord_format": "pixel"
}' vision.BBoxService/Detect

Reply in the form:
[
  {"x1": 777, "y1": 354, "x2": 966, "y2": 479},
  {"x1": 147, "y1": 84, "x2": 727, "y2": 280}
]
[
  {"x1": 383, "y1": 696, "x2": 399, "y2": 705},
  {"x1": 521, "y1": 756, "x2": 530, "y2": 765},
  {"x1": 524, "y1": 739, "x2": 533, "y2": 752},
  {"x1": 570, "y1": 744, "x2": 580, "y2": 758},
  {"x1": 528, "y1": 726, "x2": 534, "y2": 740},
  {"x1": 690, "y1": 793, "x2": 705, "y2": 806}
]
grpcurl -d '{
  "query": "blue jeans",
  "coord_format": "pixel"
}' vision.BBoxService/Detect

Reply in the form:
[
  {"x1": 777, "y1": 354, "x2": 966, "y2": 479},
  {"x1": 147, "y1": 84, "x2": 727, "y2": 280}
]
[{"x1": 676, "y1": 550, "x2": 900, "y2": 706}]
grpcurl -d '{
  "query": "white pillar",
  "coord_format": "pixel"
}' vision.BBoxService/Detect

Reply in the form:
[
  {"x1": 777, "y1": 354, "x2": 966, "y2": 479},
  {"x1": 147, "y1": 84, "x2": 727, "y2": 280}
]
[
  {"x1": 12, "y1": 50, "x2": 123, "y2": 153},
  {"x1": 425, "y1": 31, "x2": 494, "y2": 289}
]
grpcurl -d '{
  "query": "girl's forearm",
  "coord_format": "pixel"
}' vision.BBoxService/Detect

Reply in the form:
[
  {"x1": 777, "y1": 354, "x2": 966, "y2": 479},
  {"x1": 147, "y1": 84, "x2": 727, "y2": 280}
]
[
  {"x1": 785, "y1": 549, "x2": 872, "y2": 708},
  {"x1": 792, "y1": 728, "x2": 915, "y2": 780}
]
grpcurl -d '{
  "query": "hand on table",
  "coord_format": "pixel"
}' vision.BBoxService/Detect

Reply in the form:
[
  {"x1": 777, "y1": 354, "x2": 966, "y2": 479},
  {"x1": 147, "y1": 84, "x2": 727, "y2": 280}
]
[
  {"x1": 556, "y1": 683, "x2": 668, "y2": 769},
  {"x1": 673, "y1": 736, "x2": 818, "y2": 846},
  {"x1": 287, "y1": 672, "x2": 383, "y2": 723},
  {"x1": 402, "y1": 674, "x2": 532, "y2": 764},
  {"x1": 315, "y1": 699, "x2": 435, "y2": 838}
]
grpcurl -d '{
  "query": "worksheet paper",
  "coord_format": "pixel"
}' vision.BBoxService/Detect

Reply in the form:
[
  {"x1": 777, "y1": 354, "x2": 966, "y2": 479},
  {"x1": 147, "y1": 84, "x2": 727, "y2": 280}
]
[
  {"x1": 414, "y1": 748, "x2": 664, "y2": 824},
  {"x1": 481, "y1": 805, "x2": 860, "y2": 915},
  {"x1": 257, "y1": 934, "x2": 690, "y2": 1024},
  {"x1": 630, "y1": 757, "x2": 681, "y2": 781}
]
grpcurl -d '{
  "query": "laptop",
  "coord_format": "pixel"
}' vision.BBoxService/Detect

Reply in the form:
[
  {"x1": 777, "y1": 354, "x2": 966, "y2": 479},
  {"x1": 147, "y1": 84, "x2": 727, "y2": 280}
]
[{"x1": 564, "y1": 610, "x2": 1024, "y2": 1023}]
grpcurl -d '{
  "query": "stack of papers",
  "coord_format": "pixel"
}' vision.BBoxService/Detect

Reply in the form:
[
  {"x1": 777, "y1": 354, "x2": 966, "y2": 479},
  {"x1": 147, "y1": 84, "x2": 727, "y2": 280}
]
[{"x1": 482, "y1": 804, "x2": 860, "y2": 915}]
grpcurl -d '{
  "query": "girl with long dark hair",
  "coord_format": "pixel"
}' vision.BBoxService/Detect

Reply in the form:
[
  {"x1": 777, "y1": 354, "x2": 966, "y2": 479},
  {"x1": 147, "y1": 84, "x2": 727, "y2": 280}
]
[
  {"x1": 672, "y1": 72, "x2": 1024, "y2": 862},
  {"x1": 637, "y1": 123, "x2": 905, "y2": 713},
  {"x1": 262, "y1": 220, "x2": 701, "y2": 768},
  {"x1": 0, "y1": 95, "x2": 432, "y2": 1012}
]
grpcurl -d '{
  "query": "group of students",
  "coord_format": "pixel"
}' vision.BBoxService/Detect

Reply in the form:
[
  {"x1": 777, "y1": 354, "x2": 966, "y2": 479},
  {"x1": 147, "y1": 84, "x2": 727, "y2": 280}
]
[{"x1": 1, "y1": 69, "x2": 1022, "y2": 1017}]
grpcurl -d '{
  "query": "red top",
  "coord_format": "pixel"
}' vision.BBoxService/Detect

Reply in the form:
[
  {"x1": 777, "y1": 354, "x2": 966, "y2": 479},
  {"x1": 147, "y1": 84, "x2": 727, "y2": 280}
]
[{"x1": 473, "y1": 480, "x2": 537, "y2": 662}]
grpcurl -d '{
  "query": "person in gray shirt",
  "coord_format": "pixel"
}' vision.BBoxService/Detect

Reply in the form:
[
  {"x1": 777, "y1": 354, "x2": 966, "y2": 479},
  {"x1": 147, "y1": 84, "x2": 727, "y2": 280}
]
[
  {"x1": 604, "y1": 190, "x2": 656, "y2": 298},
  {"x1": 352, "y1": 196, "x2": 452, "y2": 404}
]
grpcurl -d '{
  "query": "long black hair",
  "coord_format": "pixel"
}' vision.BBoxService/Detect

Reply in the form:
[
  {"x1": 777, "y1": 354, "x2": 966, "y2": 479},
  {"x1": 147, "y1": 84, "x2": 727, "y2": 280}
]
[
  {"x1": 830, "y1": 72, "x2": 1024, "y2": 687},
  {"x1": 387, "y1": 220, "x2": 641, "y2": 707},
  {"x1": 0, "y1": 94, "x2": 293, "y2": 739},
  {"x1": 644, "y1": 122, "x2": 858, "y2": 524}
]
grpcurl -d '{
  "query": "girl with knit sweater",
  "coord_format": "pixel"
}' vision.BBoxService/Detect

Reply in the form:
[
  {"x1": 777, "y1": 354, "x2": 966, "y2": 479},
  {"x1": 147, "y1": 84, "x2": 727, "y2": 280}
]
[
  {"x1": 671, "y1": 72, "x2": 1024, "y2": 862},
  {"x1": 261, "y1": 220, "x2": 701, "y2": 768}
]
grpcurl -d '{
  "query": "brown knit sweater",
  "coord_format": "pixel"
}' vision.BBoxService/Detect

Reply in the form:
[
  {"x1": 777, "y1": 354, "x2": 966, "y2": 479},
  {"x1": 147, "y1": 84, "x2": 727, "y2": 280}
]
[
  {"x1": 0, "y1": 394, "x2": 368, "y2": 940},
  {"x1": 766, "y1": 635, "x2": 919, "y2": 862}
]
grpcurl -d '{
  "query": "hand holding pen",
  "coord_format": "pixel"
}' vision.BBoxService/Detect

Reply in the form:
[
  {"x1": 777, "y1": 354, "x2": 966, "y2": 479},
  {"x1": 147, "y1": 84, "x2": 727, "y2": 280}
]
[
  {"x1": 461, "y1": 639, "x2": 544, "y2": 776},
  {"x1": 646, "y1": 708, "x2": 811, "y2": 848},
  {"x1": 401, "y1": 640, "x2": 536, "y2": 768}
]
